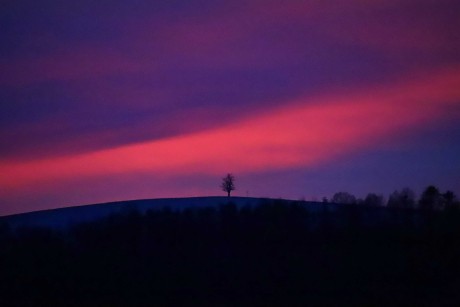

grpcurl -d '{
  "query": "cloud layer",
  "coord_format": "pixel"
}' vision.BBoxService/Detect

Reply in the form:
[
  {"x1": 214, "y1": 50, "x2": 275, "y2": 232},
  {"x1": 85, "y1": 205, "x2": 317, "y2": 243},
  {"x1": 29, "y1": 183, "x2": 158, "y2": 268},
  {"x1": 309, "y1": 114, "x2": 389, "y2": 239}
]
[{"x1": 1, "y1": 0, "x2": 459, "y2": 214}]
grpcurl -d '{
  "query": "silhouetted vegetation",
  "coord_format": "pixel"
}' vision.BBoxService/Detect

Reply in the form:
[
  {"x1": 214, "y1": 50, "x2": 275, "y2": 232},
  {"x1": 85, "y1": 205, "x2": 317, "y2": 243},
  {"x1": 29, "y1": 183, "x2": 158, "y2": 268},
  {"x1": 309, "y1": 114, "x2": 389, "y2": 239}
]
[
  {"x1": 1, "y1": 192, "x2": 460, "y2": 305},
  {"x1": 388, "y1": 187, "x2": 416, "y2": 209},
  {"x1": 363, "y1": 192, "x2": 385, "y2": 207},
  {"x1": 419, "y1": 185, "x2": 442, "y2": 211},
  {"x1": 221, "y1": 173, "x2": 235, "y2": 197},
  {"x1": 331, "y1": 191, "x2": 357, "y2": 204}
]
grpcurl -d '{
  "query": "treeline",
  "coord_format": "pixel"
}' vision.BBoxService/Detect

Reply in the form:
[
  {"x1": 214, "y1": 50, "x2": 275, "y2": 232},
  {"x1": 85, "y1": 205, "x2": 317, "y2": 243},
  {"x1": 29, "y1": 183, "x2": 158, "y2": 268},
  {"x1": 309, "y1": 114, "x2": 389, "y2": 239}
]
[
  {"x1": 2, "y1": 198, "x2": 460, "y2": 305},
  {"x1": 329, "y1": 185, "x2": 459, "y2": 210}
]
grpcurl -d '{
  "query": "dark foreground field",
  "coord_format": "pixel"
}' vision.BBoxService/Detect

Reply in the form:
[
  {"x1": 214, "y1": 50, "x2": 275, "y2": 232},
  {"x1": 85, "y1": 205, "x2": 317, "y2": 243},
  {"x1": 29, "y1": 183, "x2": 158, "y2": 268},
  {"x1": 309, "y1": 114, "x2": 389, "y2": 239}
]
[{"x1": 1, "y1": 199, "x2": 460, "y2": 306}]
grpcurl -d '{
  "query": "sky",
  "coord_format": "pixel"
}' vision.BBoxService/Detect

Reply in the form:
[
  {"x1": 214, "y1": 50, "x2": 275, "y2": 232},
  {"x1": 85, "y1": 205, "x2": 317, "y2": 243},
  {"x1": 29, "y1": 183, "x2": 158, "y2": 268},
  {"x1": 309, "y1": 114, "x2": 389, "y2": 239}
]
[{"x1": 1, "y1": 0, "x2": 460, "y2": 215}]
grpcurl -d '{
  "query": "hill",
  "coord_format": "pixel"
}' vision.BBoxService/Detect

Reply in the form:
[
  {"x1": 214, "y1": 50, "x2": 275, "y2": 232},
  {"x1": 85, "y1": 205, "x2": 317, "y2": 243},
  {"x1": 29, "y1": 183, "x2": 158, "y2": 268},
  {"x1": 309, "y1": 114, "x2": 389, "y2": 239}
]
[
  {"x1": 1, "y1": 197, "x2": 460, "y2": 305},
  {"x1": 0, "y1": 196, "x2": 328, "y2": 230}
]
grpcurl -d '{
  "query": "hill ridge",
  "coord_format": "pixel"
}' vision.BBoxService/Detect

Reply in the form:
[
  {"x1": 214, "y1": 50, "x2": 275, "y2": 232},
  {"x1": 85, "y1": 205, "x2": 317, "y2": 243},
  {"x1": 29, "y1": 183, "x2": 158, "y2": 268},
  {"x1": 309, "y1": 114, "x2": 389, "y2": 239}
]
[{"x1": 1, "y1": 196, "x2": 322, "y2": 229}]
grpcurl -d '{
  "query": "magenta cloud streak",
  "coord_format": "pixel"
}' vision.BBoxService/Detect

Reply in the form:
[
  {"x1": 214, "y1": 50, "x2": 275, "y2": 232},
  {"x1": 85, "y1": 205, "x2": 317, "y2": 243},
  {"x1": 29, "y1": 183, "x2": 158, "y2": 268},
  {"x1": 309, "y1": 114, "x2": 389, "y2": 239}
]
[{"x1": 1, "y1": 0, "x2": 459, "y2": 215}]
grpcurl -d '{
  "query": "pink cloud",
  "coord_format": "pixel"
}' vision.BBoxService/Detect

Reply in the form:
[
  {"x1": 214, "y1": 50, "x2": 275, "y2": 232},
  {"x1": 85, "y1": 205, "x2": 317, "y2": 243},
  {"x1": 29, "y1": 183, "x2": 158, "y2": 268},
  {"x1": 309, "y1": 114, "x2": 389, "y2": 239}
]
[{"x1": 2, "y1": 65, "x2": 459, "y2": 194}]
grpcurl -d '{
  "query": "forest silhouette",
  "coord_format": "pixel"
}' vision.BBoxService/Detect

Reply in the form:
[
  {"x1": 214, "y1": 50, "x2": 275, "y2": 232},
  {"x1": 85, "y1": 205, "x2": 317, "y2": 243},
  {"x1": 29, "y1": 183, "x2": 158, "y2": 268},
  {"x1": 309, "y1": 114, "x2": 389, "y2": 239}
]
[{"x1": 1, "y1": 186, "x2": 460, "y2": 305}]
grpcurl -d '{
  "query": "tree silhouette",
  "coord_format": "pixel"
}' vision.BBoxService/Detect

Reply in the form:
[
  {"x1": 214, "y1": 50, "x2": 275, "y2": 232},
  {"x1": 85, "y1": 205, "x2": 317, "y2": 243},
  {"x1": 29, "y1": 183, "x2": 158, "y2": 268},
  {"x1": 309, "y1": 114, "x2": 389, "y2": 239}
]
[
  {"x1": 364, "y1": 193, "x2": 384, "y2": 206},
  {"x1": 442, "y1": 190, "x2": 457, "y2": 209},
  {"x1": 387, "y1": 188, "x2": 416, "y2": 209},
  {"x1": 331, "y1": 191, "x2": 356, "y2": 204},
  {"x1": 221, "y1": 173, "x2": 235, "y2": 197},
  {"x1": 419, "y1": 185, "x2": 441, "y2": 211}
]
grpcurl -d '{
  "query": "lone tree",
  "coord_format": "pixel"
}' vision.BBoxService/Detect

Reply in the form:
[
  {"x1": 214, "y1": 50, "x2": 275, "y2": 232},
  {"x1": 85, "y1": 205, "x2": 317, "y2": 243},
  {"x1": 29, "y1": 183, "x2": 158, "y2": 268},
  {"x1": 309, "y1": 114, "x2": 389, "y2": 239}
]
[{"x1": 221, "y1": 173, "x2": 235, "y2": 197}]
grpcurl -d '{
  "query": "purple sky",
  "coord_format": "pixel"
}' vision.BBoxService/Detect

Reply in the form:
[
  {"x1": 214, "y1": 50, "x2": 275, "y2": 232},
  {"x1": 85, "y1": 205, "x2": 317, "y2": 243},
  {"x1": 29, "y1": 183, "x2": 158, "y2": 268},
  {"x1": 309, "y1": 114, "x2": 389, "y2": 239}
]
[{"x1": 1, "y1": 0, "x2": 460, "y2": 215}]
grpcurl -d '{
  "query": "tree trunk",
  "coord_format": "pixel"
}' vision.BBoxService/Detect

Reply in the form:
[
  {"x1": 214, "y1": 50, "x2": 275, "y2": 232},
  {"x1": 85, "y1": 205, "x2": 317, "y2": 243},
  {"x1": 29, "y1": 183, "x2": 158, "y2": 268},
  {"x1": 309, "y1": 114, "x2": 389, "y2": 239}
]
[{"x1": 227, "y1": 191, "x2": 230, "y2": 197}]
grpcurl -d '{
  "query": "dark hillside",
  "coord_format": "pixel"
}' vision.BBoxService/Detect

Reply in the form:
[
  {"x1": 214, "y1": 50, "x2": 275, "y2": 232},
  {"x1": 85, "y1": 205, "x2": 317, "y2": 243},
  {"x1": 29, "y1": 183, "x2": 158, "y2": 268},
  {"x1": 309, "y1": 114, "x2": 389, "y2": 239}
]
[{"x1": 1, "y1": 199, "x2": 460, "y2": 305}]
